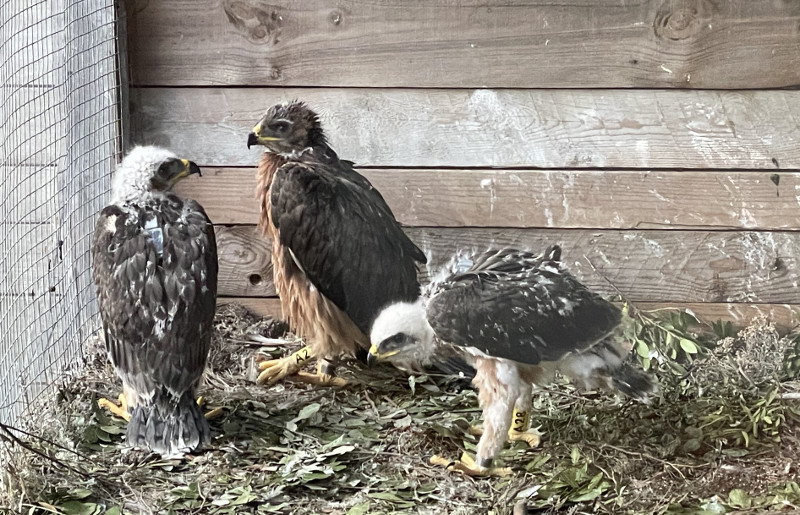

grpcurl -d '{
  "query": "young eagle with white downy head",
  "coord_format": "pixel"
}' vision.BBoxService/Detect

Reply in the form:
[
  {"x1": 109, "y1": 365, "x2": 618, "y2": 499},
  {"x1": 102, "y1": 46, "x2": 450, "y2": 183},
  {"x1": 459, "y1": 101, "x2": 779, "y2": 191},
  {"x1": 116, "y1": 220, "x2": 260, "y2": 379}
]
[
  {"x1": 368, "y1": 246, "x2": 658, "y2": 476},
  {"x1": 92, "y1": 146, "x2": 218, "y2": 458},
  {"x1": 246, "y1": 101, "x2": 471, "y2": 388}
]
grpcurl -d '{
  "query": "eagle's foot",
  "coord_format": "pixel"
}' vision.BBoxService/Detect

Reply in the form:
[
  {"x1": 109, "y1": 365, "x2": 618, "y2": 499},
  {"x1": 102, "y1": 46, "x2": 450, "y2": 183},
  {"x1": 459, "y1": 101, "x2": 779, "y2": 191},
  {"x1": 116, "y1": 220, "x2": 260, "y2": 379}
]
[
  {"x1": 292, "y1": 370, "x2": 348, "y2": 387},
  {"x1": 430, "y1": 453, "x2": 512, "y2": 477},
  {"x1": 196, "y1": 396, "x2": 224, "y2": 420},
  {"x1": 256, "y1": 355, "x2": 301, "y2": 384},
  {"x1": 255, "y1": 346, "x2": 313, "y2": 385},
  {"x1": 469, "y1": 424, "x2": 541, "y2": 448},
  {"x1": 98, "y1": 393, "x2": 131, "y2": 422},
  {"x1": 508, "y1": 429, "x2": 541, "y2": 448},
  {"x1": 508, "y1": 409, "x2": 539, "y2": 447},
  {"x1": 204, "y1": 407, "x2": 224, "y2": 420}
]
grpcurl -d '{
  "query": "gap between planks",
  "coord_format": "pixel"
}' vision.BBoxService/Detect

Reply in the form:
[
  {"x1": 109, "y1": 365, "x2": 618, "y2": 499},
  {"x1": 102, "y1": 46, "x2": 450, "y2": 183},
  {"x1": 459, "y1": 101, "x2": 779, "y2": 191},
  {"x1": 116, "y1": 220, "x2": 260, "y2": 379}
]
[
  {"x1": 213, "y1": 225, "x2": 800, "y2": 305},
  {"x1": 218, "y1": 297, "x2": 799, "y2": 332}
]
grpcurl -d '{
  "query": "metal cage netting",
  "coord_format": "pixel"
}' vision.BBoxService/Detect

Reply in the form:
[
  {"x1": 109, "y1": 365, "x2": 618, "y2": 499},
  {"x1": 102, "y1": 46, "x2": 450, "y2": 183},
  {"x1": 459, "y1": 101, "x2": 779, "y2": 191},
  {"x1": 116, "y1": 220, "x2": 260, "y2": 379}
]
[{"x1": 0, "y1": 0, "x2": 120, "y2": 425}]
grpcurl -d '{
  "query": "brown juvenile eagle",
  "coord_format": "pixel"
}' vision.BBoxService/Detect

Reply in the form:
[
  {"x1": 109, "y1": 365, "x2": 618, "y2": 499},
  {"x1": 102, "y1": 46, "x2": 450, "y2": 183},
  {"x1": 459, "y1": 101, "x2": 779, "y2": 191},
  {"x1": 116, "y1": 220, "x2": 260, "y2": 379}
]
[
  {"x1": 246, "y1": 100, "x2": 437, "y2": 386},
  {"x1": 92, "y1": 146, "x2": 218, "y2": 458},
  {"x1": 368, "y1": 246, "x2": 657, "y2": 476}
]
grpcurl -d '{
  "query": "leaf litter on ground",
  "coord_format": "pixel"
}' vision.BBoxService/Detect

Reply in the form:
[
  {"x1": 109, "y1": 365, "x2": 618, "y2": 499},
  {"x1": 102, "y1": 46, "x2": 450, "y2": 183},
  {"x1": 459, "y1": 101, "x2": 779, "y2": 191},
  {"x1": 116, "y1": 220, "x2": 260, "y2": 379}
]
[{"x1": 2, "y1": 304, "x2": 800, "y2": 514}]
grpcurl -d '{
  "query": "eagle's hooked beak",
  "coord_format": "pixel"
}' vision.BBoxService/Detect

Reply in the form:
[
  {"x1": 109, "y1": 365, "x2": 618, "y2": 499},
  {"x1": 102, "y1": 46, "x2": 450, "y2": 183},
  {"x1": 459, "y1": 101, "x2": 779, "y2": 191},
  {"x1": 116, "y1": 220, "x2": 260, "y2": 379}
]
[
  {"x1": 247, "y1": 132, "x2": 259, "y2": 149},
  {"x1": 366, "y1": 343, "x2": 400, "y2": 366},
  {"x1": 366, "y1": 345, "x2": 380, "y2": 366},
  {"x1": 181, "y1": 158, "x2": 202, "y2": 177},
  {"x1": 248, "y1": 122, "x2": 284, "y2": 149}
]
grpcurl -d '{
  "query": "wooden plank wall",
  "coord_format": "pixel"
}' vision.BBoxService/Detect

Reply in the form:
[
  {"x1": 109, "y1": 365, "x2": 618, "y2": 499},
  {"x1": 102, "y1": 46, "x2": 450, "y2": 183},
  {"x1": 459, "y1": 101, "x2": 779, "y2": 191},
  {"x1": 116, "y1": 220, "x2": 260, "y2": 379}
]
[{"x1": 126, "y1": 0, "x2": 800, "y2": 329}]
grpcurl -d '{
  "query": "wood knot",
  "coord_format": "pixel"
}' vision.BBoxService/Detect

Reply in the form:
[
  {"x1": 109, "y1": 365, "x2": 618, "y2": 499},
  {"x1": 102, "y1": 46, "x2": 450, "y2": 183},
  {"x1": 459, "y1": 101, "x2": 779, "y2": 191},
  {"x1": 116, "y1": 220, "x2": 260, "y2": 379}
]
[
  {"x1": 222, "y1": 0, "x2": 284, "y2": 45},
  {"x1": 653, "y1": 0, "x2": 712, "y2": 41},
  {"x1": 328, "y1": 9, "x2": 343, "y2": 26}
]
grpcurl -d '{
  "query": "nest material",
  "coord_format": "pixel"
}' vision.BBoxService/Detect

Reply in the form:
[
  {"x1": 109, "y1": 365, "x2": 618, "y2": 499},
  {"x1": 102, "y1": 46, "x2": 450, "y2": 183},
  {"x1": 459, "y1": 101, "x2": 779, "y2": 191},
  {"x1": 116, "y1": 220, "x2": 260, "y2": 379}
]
[
  {"x1": 698, "y1": 315, "x2": 793, "y2": 390},
  {"x1": 2, "y1": 309, "x2": 800, "y2": 514}
]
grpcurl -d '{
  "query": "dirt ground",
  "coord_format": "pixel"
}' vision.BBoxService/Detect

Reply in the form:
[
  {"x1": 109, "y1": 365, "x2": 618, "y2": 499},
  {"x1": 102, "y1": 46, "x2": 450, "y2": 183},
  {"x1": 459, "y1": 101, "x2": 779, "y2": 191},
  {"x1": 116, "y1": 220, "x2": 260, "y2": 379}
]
[{"x1": 1, "y1": 304, "x2": 800, "y2": 514}]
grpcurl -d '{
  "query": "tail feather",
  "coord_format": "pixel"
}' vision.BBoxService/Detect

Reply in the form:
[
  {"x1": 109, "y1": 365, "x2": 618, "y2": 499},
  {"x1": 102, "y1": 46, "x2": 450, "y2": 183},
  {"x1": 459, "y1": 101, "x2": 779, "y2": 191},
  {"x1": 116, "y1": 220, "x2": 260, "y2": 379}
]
[
  {"x1": 558, "y1": 339, "x2": 659, "y2": 403},
  {"x1": 126, "y1": 390, "x2": 210, "y2": 458},
  {"x1": 611, "y1": 363, "x2": 659, "y2": 403}
]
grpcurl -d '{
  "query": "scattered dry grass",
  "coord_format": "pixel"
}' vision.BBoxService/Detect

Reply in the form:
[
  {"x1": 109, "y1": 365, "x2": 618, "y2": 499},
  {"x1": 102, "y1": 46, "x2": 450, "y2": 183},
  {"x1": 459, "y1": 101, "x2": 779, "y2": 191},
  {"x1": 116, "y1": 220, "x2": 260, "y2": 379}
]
[{"x1": 2, "y1": 306, "x2": 800, "y2": 515}]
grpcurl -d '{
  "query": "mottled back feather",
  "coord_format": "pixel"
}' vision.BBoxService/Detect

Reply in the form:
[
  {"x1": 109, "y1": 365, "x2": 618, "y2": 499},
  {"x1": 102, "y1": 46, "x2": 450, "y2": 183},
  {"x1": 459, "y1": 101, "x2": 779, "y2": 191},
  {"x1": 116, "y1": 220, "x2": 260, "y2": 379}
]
[
  {"x1": 92, "y1": 194, "x2": 218, "y2": 401},
  {"x1": 269, "y1": 148, "x2": 426, "y2": 334},
  {"x1": 426, "y1": 246, "x2": 620, "y2": 365}
]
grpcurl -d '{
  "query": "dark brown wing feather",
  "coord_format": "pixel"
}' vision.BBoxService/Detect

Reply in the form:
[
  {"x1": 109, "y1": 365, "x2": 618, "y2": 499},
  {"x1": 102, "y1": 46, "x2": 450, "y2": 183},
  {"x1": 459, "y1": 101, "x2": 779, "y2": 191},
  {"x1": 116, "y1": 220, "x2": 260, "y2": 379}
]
[
  {"x1": 426, "y1": 246, "x2": 620, "y2": 365},
  {"x1": 91, "y1": 194, "x2": 217, "y2": 402},
  {"x1": 270, "y1": 157, "x2": 425, "y2": 334}
]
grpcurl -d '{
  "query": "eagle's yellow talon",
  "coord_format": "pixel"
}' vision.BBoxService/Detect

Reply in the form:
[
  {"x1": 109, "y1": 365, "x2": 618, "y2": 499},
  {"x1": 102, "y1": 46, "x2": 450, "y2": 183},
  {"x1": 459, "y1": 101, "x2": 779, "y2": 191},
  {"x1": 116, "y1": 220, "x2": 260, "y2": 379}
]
[
  {"x1": 292, "y1": 371, "x2": 348, "y2": 387},
  {"x1": 508, "y1": 429, "x2": 541, "y2": 448},
  {"x1": 431, "y1": 453, "x2": 512, "y2": 477},
  {"x1": 256, "y1": 354, "x2": 303, "y2": 385},
  {"x1": 196, "y1": 396, "x2": 205, "y2": 407},
  {"x1": 204, "y1": 407, "x2": 224, "y2": 420},
  {"x1": 469, "y1": 424, "x2": 540, "y2": 448},
  {"x1": 257, "y1": 359, "x2": 281, "y2": 370},
  {"x1": 98, "y1": 394, "x2": 131, "y2": 422},
  {"x1": 429, "y1": 455, "x2": 454, "y2": 468}
]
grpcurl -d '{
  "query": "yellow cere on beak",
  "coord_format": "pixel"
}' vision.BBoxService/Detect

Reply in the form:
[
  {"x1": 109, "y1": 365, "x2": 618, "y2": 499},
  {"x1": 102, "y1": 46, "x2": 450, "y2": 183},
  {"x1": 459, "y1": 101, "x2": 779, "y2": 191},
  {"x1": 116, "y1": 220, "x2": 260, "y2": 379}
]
[
  {"x1": 368, "y1": 344, "x2": 400, "y2": 361},
  {"x1": 176, "y1": 159, "x2": 191, "y2": 178},
  {"x1": 250, "y1": 122, "x2": 282, "y2": 142}
]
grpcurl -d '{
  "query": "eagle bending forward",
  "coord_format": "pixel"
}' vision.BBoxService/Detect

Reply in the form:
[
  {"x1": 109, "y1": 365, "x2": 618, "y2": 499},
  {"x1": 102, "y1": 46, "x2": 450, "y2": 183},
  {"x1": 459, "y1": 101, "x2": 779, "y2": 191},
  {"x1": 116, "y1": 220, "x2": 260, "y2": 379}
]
[
  {"x1": 246, "y1": 101, "x2": 432, "y2": 387},
  {"x1": 369, "y1": 246, "x2": 657, "y2": 476},
  {"x1": 92, "y1": 146, "x2": 218, "y2": 458}
]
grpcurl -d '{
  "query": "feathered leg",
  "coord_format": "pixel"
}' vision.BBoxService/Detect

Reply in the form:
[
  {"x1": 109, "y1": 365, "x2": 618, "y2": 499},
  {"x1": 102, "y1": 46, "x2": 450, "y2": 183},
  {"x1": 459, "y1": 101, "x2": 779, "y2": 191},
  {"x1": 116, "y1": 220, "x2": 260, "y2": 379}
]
[
  {"x1": 507, "y1": 387, "x2": 541, "y2": 447},
  {"x1": 431, "y1": 358, "x2": 521, "y2": 477},
  {"x1": 470, "y1": 385, "x2": 541, "y2": 447}
]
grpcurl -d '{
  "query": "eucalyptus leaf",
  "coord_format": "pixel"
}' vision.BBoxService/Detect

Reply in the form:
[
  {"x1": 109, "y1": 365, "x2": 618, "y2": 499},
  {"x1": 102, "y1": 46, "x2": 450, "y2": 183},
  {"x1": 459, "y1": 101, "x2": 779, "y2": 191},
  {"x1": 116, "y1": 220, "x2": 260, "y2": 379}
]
[
  {"x1": 680, "y1": 339, "x2": 699, "y2": 354},
  {"x1": 57, "y1": 501, "x2": 100, "y2": 515},
  {"x1": 346, "y1": 502, "x2": 371, "y2": 515},
  {"x1": 295, "y1": 403, "x2": 322, "y2": 422}
]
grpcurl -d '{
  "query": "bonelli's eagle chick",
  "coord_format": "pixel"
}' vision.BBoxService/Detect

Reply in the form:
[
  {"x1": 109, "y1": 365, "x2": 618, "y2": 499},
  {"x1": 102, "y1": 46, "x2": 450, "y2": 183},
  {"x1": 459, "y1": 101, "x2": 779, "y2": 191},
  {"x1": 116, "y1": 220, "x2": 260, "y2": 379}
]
[
  {"x1": 92, "y1": 146, "x2": 218, "y2": 458},
  {"x1": 369, "y1": 246, "x2": 658, "y2": 476},
  {"x1": 247, "y1": 100, "x2": 453, "y2": 388}
]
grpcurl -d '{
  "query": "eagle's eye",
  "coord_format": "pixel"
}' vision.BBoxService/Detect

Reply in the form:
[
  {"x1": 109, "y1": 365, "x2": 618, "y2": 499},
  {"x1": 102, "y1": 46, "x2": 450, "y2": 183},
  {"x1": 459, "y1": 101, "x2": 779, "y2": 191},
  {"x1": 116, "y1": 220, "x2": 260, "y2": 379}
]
[
  {"x1": 380, "y1": 332, "x2": 413, "y2": 350},
  {"x1": 271, "y1": 121, "x2": 291, "y2": 134},
  {"x1": 387, "y1": 333, "x2": 406, "y2": 344}
]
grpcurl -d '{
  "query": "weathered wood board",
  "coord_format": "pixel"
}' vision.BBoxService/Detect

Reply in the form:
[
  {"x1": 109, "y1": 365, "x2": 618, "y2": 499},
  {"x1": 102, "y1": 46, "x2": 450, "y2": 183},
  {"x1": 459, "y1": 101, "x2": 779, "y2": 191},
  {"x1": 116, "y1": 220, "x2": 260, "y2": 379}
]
[
  {"x1": 126, "y1": 0, "x2": 800, "y2": 89},
  {"x1": 215, "y1": 225, "x2": 800, "y2": 304},
  {"x1": 178, "y1": 167, "x2": 800, "y2": 230},
  {"x1": 219, "y1": 296, "x2": 800, "y2": 331},
  {"x1": 131, "y1": 87, "x2": 800, "y2": 169}
]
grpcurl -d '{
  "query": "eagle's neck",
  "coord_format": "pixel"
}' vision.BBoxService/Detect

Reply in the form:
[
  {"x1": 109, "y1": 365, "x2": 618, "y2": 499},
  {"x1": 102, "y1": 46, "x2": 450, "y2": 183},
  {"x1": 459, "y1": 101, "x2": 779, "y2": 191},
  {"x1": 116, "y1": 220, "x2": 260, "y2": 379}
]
[
  {"x1": 112, "y1": 188, "x2": 167, "y2": 208},
  {"x1": 256, "y1": 152, "x2": 287, "y2": 235},
  {"x1": 276, "y1": 146, "x2": 313, "y2": 160}
]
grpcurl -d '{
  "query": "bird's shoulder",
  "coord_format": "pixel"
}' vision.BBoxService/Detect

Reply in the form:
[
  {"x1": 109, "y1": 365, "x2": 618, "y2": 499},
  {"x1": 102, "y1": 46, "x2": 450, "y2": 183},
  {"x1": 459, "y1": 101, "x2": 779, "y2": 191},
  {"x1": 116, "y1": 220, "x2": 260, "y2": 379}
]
[{"x1": 426, "y1": 247, "x2": 620, "y2": 364}]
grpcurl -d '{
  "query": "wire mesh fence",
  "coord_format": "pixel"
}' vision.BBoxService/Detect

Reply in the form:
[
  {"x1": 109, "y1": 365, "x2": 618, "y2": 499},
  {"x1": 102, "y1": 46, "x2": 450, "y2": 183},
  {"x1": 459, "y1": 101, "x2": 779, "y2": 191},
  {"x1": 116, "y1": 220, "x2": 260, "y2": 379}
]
[{"x1": 0, "y1": 0, "x2": 120, "y2": 425}]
